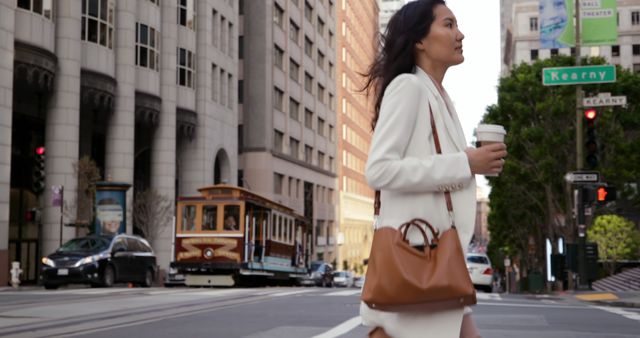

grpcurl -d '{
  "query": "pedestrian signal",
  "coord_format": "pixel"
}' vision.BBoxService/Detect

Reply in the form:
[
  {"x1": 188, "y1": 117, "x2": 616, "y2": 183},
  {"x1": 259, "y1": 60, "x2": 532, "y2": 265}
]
[{"x1": 596, "y1": 186, "x2": 616, "y2": 203}]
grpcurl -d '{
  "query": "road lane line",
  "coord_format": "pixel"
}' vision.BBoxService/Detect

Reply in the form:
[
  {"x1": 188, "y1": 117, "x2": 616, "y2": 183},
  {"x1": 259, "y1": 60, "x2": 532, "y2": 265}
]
[
  {"x1": 311, "y1": 316, "x2": 362, "y2": 338},
  {"x1": 269, "y1": 289, "x2": 317, "y2": 297},
  {"x1": 592, "y1": 306, "x2": 640, "y2": 322},
  {"x1": 477, "y1": 301, "x2": 585, "y2": 309}
]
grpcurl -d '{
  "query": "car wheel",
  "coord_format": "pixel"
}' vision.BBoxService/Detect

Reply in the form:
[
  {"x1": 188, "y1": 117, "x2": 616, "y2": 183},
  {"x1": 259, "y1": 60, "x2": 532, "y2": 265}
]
[
  {"x1": 102, "y1": 265, "x2": 115, "y2": 287},
  {"x1": 142, "y1": 268, "x2": 153, "y2": 287},
  {"x1": 44, "y1": 283, "x2": 58, "y2": 290}
]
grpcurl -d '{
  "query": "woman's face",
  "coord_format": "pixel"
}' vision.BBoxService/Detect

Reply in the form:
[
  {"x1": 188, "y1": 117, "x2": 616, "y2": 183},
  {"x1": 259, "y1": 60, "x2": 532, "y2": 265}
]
[
  {"x1": 540, "y1": 0, "x2": 567, "y2": 40},
  {"x1": 415, "y1": 5, "x2": 465, "y2": 68}
]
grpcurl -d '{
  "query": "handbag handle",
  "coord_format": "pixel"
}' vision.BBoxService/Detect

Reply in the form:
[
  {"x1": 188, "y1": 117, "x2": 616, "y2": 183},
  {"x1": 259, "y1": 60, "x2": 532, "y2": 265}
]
[
  {"x1": 399, "y1": 218, "x2": 440, "y2": 248},
  {"x1": 374, "y1": 103, "x2": 456, "y2": 228}
]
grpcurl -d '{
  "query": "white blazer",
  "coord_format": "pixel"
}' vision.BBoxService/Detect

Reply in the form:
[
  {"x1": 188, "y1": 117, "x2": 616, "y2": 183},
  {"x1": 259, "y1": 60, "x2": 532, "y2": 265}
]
[{"x1": 360, "y1": 67, "x2": 477, "y2": 338}]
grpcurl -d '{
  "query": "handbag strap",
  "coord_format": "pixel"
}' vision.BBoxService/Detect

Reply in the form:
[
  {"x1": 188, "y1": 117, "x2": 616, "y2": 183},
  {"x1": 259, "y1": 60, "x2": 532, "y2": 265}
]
[{"x1": 373, "y1": 104, "x2": 456, "y2": 228}]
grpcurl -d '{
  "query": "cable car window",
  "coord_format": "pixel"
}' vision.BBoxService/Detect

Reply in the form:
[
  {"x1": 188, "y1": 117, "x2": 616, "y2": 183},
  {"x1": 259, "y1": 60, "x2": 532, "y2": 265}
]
[
  {"x1": 182, "y1": 205, "x2": 196, "y2": 231},
  {"x1": 202, "y1": 205, "x2": 218, "y2": 231},
  {"x1": 223, "y1": 205, "x2": 240, "y2": 231}
]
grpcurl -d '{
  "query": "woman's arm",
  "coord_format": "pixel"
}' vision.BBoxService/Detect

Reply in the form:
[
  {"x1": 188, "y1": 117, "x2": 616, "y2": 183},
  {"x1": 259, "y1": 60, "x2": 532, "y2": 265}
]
[{"x1": 365, "y1": 75, "x2": 472, "y2": 192}]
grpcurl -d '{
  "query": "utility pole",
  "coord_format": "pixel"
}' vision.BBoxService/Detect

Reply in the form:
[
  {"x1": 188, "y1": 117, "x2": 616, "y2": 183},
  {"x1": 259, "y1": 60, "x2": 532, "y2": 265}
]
[{"x1": 574, "y1": 0, "x2": 589, "y2": 290}]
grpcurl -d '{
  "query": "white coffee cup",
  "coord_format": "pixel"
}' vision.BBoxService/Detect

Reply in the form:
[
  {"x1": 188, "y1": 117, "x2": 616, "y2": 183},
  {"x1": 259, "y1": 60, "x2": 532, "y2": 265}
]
[{"x1": 475, "y1": 124, "x2": 506, "y2": 177}]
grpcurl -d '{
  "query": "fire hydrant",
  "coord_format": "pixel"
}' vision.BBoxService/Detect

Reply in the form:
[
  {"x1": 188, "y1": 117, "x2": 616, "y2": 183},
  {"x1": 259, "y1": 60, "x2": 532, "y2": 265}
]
[{"x1": 10, "y1": 261, "x2": 22, "y2": 288}]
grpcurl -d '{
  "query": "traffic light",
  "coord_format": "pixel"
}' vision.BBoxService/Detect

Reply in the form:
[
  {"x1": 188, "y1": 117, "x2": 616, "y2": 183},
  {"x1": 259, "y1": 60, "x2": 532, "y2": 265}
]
[
  {"x1": 32, "y1": 146, "x2": 45, "y2": 195},
  {"x1": 584, "y1": 108, "x2": 598, "y2": 169},
  {"x1": 596, "y1": 185, "x2": 616, "y2": 203}
]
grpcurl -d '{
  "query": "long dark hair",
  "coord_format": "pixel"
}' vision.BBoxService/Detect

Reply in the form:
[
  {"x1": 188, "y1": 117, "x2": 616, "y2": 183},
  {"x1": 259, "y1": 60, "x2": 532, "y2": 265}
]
[{"x1": 362, "y1": 0, "x2": 445, "y2": 130}]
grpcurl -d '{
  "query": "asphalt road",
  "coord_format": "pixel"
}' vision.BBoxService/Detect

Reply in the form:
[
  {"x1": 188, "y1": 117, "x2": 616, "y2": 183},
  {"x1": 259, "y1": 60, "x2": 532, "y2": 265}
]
[{"x1": 1, "y1": 286, "x2": 639, "y2": 337}]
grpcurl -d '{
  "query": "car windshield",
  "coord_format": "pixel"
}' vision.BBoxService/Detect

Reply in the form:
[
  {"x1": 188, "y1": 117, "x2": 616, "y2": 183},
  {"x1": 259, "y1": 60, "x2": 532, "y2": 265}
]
[
  {"x1": 57, "y1": 237, "x2": 111, "y2": 253},
  {"x1": 467, "y1": 255, "x2": 489, "y2": 264},
  {"x1": 333, "y1": 272, "x2": 346, "y2": 277},
  {"x1": 311, "y1": 262, "x2": 322, "y2": 271}
]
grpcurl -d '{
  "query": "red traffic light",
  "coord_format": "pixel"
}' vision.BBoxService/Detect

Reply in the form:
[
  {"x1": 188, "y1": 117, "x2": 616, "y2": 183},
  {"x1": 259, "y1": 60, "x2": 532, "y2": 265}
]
[
  {"x1": 35, "y1": 146, "x2": 45, "y2": 155},
  {"x1": 584, "y1": 108, "x2": 597, "y2": 120},
  {"x1": 597, "y1": 187, "x2": 607, "y2": 202}
]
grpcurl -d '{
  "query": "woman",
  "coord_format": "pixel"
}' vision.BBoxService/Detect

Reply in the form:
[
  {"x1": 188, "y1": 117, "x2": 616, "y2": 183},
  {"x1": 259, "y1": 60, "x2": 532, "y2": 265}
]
[{"x1": 361, "y1": 1, "x2": 507, "y2": 337}]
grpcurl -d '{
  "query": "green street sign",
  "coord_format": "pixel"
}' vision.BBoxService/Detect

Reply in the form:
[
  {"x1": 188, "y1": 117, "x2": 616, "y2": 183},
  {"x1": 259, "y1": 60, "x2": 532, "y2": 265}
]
[{"x1": 542, "y1": 65, "x2": 616, "y2": 86}]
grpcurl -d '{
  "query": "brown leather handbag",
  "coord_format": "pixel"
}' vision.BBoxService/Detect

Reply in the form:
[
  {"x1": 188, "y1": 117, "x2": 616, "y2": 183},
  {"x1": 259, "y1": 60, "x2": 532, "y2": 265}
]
[{"x1": 361, "y1": 104, "x2": 477, "y2": 312}]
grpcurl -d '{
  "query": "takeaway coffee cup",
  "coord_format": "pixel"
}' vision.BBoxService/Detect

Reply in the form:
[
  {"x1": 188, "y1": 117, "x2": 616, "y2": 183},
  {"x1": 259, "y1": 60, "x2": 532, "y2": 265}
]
[{"x1": 475, "y1": 124, "x2": 507, "y2": 177}]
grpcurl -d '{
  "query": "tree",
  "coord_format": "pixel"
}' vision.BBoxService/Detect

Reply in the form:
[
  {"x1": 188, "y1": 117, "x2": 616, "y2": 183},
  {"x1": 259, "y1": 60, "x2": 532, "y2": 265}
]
[
  {"x1": 483, "y1": 55, "x2": 640, "y2": 275},
  {"x1": 587, "y1": 215, "x2": 640, "y2": 276},
  {"x1": 64, "y1": 156, "x2": 101, "y2": 227},
  {"x1": 133, "y1": 189, "x2": 173, "y2": 245}
]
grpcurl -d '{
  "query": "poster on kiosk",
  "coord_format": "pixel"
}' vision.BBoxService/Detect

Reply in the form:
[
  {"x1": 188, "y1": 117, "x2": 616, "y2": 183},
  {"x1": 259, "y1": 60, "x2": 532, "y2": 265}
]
[{"x1": 94, "y1": 182, "x2": 131, "y2": 236}]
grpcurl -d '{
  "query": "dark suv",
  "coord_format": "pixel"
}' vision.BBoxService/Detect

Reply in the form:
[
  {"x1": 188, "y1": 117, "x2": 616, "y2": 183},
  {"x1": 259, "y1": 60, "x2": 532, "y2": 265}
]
[
  {"x1": 40, "y1": 234, "x2": 157, "y2": 289},
  {"x1": 299, "y1": 261, "x2": 334, "y2": 287}
]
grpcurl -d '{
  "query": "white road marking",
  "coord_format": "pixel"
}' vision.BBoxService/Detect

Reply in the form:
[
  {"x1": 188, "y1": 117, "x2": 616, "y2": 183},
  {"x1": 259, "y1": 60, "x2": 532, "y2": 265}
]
[
  {"x1": 325, "y1": 289, "x2": 361, "y2": 296},
  {"x1": 476, "y1": 293, "x2": 502, "y2": 300},
  {"x1": 269, "y1": 289, "x2": 317, "y2": 297},
  {"x1": 311, "y1": 316, "x2": 362, "y2": 338},
  {"x1": 592, "y1": 305, "x2": 640, "y2": 322}
]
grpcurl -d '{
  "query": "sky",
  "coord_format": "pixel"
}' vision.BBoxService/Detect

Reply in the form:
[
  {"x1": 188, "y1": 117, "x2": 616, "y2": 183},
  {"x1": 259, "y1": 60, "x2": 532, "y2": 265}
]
[{"x1": 441, "y1": 0, "x2": 502, "y2": 197}]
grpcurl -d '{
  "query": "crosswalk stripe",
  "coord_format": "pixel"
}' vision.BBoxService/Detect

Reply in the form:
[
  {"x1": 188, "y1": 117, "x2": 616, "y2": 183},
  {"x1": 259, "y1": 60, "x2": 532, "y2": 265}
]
[
  {"x1": 325, "y1": 290, "x2": 361, "y2": 296},
  {"x1": 592, "y1": 305, "x2": 640, "y2": 322},
  {"x1": 476, "y1": 293, "x2": 502, "y2": 300}
]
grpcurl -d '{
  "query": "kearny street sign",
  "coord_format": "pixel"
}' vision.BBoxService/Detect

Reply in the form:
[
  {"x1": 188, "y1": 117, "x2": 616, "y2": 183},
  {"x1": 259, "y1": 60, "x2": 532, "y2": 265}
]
[{"x1": 542, "y1": 65, "x2": 616, "y2": 86}]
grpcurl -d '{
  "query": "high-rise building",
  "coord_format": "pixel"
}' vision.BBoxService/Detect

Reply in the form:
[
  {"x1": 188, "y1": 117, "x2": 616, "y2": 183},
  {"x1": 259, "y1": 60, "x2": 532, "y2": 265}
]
[
  {"x1": 336, "y1": 0, "x2": 379, "y2": 273},
  {"x1": 0, "y1": 0, "x2": 238, "y2": 285},
  {"x1": 239, "y1": 0, "x2": 338, "y2": 263},
  {"x1": 377, "y1": 0, "x2": 406, "y2": 34},
  {"x1": 501, "y1": 0, "x2": 640, "y2": 75}
]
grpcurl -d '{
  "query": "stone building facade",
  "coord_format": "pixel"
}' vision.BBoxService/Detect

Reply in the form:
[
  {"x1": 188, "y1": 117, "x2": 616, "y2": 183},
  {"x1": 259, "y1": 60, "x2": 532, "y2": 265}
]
[{"x1": 1, "y1": 0, "x2": 238, "y2": 285}]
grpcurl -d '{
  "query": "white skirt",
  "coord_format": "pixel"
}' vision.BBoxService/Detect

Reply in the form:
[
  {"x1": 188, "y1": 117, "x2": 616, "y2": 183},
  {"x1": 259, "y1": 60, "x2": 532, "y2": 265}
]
[{"x1": 360, "y1": 302, "x2": 468, "y2": 338}]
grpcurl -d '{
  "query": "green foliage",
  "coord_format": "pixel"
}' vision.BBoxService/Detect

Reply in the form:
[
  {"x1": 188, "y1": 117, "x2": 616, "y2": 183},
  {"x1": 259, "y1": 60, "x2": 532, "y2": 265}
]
[
  {"x1": 484, "y1": 55, "x2": 640, "y2": 273},
  {"x1": 587, "y1": 215, "x2": 640, "y2": 275}
]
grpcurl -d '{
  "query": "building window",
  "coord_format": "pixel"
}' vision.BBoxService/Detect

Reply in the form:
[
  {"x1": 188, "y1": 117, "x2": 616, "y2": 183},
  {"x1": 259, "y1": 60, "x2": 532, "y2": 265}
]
[
  {"x1": 318, "y1": 151, "x2": 325, "y2": 169},
  {"x1": 290, "y1": 21, "x2": 300, "y2": 44},
  {"x1": 274, "y1": 45, "x2": 284, "y2": 69},
  {"x1": 304, "y1": 1, "x2": 313, "y2": 22},
  {"x1": 212, "y1": 64, "x2": 218, "y2": 101},
  {"x1": 570, "y1": 47, "x2": 576, "y2": 57},
  {"x1": 329, "y1": 93, "x2": 335, "y2": 110},
  {"x1": 178, "y1": 0, "x2": 195, "y2": 29},
  {"x1": 228, "y1": 73, "x2": 233, "y2": 108},
  {"x1": 304, "y1": 36, "x2": 313, "y2": 57},
  {"x1": 274, "y1": 173, "x2": 284, "y2": 195},
  {"x1": 317, "y1": 84, "x2": 325, "y2": 103},
  {"x1": 632, "y1": 11, "x2": 640, "y2": 26},
  {"x1": 634, "y1": 44, "x2": 640, "y2": 56},
  {"x1": 304, "y1": 72, "x2": 313, "y2": 93},
  {"x1": 305, "y1": 109, "x2": 313, "y2": 129},
  {"x1": 550, "y1": 48, "x2": 558, "y2": 56},
  {"x1": 530, "y1": 49, "x2": 538, "y2": 61},
  {"x1": 81, "y1": 0, "x2": 114, "y2": 48},
  {"x1": 634, "y1": 64, "x2": 640, "y2": 74},
  {"x1": 612, "y1": 45, "x2": 620, "y2": 57},
  {"x1": 317, "y1": 117, "x2": 325, "y2": 137},
  {"x1": 290, "y1": 138, "x2": 299, "y2": 158},
  {"x1": 305, "y1": 146, "x2": 313, "y2": 164},
  {"x1": 238, "y1": 36, "x2": 244, "y2": 59},
  {"x1": 290, "y1": 98, "x2": 300, "y2": 121},
  {"x1": 228, "y1": 22, "x2": 234, "y2": 57},
  {"x1": 177, "y1": 47, "x2": 195, "y2": 88},
  {"x1": 329, "y1": 125, "x2": 335, "y2": 141},
  {"x1": 328, "y1": 0, "x2": 334, "y2": 16},
  {"x1": 329, "y1": 157, "x2": 334, "y2": 172},
  {"x1": 274, "y1": 130, "x2": 284, "y2": 152},
  {"x1": 317, "y1": 51, "x2": 325, "y2": 68},
  {"x1": 238, "y1": 79, "x2": 243, "y2": 104},
  {"x1": 289, "y1": 59, "x2": 300, "y2": 82},
  {"x1": 317, "y1": 17, "x2": 325, "y2": 36},
  {"x1": 329, "y1": 31, "x2": 334, "y2": 47},
  {"x1": 212, "y1": 9, "x2": 219, "y2": 46},
  {"x1": 135, "y1": 23, "x2": 160, "y2": 71},
  {"x1": 329, "y1": 62, "x2": 334, "y2": 79},
  {"x1": 274, "y1": 87, "x2": 284, "y2": 111},
  {"x1": 17, "y1": 0, "x2": 53, "y2": 19},
  {"x1": 529, "y1": 17, "x2": 538, "y2": 31},
  {"x1": 274, "y1": 3, "x2": 284, "y2": 28}
]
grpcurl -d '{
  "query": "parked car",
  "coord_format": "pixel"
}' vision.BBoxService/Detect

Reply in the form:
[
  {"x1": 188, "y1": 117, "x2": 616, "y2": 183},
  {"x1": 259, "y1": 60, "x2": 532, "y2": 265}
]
[
  {"x1": 298, "y1": 261, "x2": 334, "y2": 287},
  {"x1": 332, "y1": 271, "x2": 354, "y2": 287},
  {"x1": 354, "y1": 275, "x2": 365, "y2": 288},
  {"x1": 40, "y1": 234, "x2": 157, "y2": 290},
  {"x1": 466, "y1": 253, "x2": 493, "y2": 292}
]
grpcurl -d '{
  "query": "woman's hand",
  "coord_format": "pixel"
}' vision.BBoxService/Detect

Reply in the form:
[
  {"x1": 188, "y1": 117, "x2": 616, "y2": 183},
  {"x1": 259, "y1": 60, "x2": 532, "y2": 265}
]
[{"x1": 464, "y1": 143, "x2": 508, "y2": 175}]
